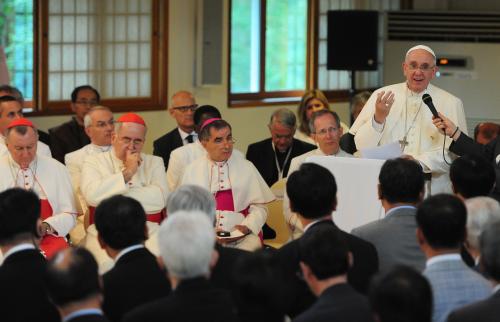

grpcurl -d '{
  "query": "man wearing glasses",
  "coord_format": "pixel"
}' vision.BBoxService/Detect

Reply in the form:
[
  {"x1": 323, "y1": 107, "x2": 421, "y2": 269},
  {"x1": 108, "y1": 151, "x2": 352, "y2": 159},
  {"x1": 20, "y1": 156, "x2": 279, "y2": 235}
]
[
  {"x1": 181, "y1": 118, "x2": 274, "y2": 251},
  {"x1": 349, "y1": 45, "x2": 468, "y2": 195},
  {"x1": 153, "y1": 90, "x2": 198, "y2": 170},
  {"x1": 283, "y1": 109, "x2": 352, "y2": 240},
  {"x1": 49, "y1": 85, "x2": 100, "y2": 164}
]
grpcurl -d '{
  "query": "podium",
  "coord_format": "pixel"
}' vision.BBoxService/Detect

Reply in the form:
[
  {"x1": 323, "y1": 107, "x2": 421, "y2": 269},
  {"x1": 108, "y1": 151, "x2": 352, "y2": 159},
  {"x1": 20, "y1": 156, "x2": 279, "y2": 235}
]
[{"x1": 306, "y1": 156, "x2": 385, "y2": 232}]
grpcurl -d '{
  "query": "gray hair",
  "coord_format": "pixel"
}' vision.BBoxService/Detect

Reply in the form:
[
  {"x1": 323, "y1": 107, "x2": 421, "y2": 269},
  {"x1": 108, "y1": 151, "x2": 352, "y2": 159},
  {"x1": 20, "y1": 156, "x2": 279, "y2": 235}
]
[
  {"x1": 158, "y1": 210, "x2": 215, "y2": 279},
  {"x1": 465, "y1": 196, "x2": 500, "y2": 251},
  {"x1": 308, "y1": 109, "x2": 341, "y2": 134},
  {"x1": 350, "y1": 91, "x2": 371, "y2": 114},
  {"x1": 83, "y1": 105, "x2": 112, "y2": 128},
  {"x1": 268, "y1": 108, "x2": 296, "y2": 129},
  {"x1": 166, "y1": 185, "x2": 216, "y2": 223},
  {"x1": 480, "y1": 221, "x2": 500, "y2": 280}
]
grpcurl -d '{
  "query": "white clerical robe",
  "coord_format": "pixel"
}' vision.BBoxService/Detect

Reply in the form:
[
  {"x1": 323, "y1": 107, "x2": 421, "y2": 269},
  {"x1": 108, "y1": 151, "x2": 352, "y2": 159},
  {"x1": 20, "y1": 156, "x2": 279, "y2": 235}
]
[
  {"x1": 0, "y1": 135, "x2": 52, "y2": 157},
  {"x1": 283, "y1": 148, "x2": 353, "y2": 240},
  {"x1": 167, "y1": 141, "x2": 245, "y2": 192},
  {"x1": 0, "y1": 154, "x2": 76, "y2": 236},
  {"x1": 181, "y1": 152, "x2": 275, "y2": 251},
  {"x1": 65, "y1": 144, "x2": 111, "y2": 245},
  {"x1": 351, "y1": 82, "x2": 468, "y2": 194},
  {"x1": 80, "y1": 150, "x2": 169, "y2": 214}
]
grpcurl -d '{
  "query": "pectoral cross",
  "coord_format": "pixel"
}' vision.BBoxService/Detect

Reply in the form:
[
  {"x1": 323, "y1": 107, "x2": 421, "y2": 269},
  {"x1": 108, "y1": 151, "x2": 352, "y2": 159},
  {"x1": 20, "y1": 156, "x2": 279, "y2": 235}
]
[{"x1": 399, "y1": 137, "x2": 409, "y2": 151}]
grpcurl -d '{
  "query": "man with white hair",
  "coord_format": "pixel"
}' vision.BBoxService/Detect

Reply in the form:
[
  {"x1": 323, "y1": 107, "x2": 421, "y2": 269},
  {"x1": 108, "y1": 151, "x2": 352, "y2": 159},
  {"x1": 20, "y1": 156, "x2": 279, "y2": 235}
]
[
  {"x1": 65, "y1": 106, "x2": 114, "y2": 244},
  {"x1": 0, "y1": 118, "x2": 76, "y2": 258},
  {"x1": 350, "y1": 44, "x2": 468, "y2": 194},
  {"x1": 464, "y1": 196, "x2": 500, "y2": 272},
  {"x1": 81, "y1": 112, "x2": 169, "y2": 225},
  {"x1": 123, "y1": 211, "x2": 239, "y2": 322}
]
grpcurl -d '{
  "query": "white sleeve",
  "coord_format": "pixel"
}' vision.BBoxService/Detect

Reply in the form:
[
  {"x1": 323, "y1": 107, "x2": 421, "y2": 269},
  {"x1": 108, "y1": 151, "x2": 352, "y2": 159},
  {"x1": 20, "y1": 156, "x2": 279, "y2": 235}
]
[
  {"x1": 241, "y1": 204, "x2": 267, "y2": 235},
  {"x1": 166, "y1": 148, "x2": 184, "y2": 191}
]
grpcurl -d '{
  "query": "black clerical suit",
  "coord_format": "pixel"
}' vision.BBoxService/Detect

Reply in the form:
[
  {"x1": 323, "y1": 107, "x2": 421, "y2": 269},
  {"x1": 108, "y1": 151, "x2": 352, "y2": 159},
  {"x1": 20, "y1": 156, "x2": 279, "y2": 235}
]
[
  {"x1": 49, "y1": 117, "x2": 90, "y2": 164},
  {"x1": 153, "y1": 127, "x2": 184, "y2": 170},
  {"x1": 0, "y1": 248, "x2": 59, "y2": 322},
  {"x1": 275, "y1": 220, "x2": 378, "y2": 318},
  {"x1": 102, "y1": 247, "x2": 171, "y2": 322}
]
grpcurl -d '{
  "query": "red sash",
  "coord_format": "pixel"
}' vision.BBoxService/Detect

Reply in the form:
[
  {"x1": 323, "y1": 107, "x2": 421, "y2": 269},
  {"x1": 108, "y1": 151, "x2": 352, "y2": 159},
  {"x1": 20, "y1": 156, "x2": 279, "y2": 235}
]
[
  {"x1": 215, "y1": 189, "x2": 263, "y2": 241},
  {"x1": 88, "y1": 206, "x2": 166, "y2": 225},
  {"x1": 39, "y1": 199, "x2": 69, "y2": 259}
]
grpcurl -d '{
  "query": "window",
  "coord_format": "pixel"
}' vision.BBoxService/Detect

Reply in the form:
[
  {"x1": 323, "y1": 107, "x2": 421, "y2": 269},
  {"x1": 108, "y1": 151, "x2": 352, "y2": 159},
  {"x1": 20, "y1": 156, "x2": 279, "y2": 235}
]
[
  {"x1": 229, "y1": 0, "x2": 309, "y2": 105},
  {"x1": 1, "y1": 0, "x2": 168, "y2": 114},
  {"x1": 0, "y1": 0, "x2": 34, "y2": 104}
]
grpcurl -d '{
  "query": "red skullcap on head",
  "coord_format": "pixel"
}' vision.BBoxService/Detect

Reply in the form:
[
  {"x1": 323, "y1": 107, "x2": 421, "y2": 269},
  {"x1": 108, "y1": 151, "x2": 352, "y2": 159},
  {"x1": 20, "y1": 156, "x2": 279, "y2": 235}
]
[
  {"x1": 200, "y1": 118, "x2": 222, "y2": 130},
  {"x1": 7, "y1": 118, "x2": 34, "y2": 129},
  {"x1": 117, "y1": 113, "x2": 146, "y2": 126}
]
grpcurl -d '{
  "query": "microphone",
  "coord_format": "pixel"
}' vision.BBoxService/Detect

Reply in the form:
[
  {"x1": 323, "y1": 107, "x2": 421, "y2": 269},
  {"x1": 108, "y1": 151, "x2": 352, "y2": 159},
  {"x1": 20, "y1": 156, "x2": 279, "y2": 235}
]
[{"x1": 422, "y1": 94, "x2": 439, "y2": 118}]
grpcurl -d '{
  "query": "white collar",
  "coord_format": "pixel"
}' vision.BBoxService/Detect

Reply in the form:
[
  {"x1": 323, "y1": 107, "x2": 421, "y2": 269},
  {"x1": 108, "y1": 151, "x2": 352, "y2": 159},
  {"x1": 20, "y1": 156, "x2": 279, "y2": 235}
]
[
  {"x1": 115, "y1": 244, "x2": 144, "y2": 262},
  {"x1": 178, "y1": 128, "x2": 196, "y2": 140},
  {"x1": 2, "y1": 243, "x2": 36, "y2": 262},
  {"x1": 426, "y1": 253, "x2": 461, "y2": 268},
  {"x1": 493, "y1": 284, "x2": 500, "y2": 294},
  {"x1": 89, "y1": 143, "x2": 111, "y2": 153}
]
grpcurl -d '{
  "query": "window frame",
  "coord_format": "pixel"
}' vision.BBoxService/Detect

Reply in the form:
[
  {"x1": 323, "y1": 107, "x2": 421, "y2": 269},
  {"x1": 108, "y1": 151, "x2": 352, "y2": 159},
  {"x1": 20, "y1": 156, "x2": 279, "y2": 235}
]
[{"x1": 24, "y1": 0, "x2": 168, "y2": 116}]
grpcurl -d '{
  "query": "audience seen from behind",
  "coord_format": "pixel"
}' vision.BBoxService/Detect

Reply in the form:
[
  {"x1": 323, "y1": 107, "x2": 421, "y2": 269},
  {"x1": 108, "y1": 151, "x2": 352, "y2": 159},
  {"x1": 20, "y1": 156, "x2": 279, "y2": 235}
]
[
  {"x1": 450, "y1": 154, "x2": 495, "y2": 200},
  {"x1": 123, "y1": 211, "x2": 239, "y2": 322},
  {"x1": 369, "y1": 265, "x2": 433, "y2": 322},
  {"x1": 45, "y1": 247, "x2": 108, "y2": 322},
  {"x1": 416, "y1": 194, "x2": 491, "y2": 322},
  {"x1": 294, "y1": 224, "x2": 374, "y2": 322},
  {"x1": 473, "y1": 122, "x2": 500, "y2": 145},
  {"x1": 352, "y1": 158, "x2": 426, "y2": 272}
]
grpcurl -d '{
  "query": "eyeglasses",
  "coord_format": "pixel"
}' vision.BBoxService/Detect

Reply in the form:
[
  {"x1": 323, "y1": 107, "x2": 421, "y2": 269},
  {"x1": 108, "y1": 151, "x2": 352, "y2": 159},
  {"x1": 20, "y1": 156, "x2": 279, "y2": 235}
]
[
  {"x1": 314, "y1": 127, "x2": 338, "y2": 136},
  {"x1": 172, "y1": 104, "x2": 198, "y2": 113},
  {"x1": 406, "y1": 63, "x2": 435, "y2": 72},
  {"x1": 75, "y1": 100, "x2": 98, "y2": 107}
]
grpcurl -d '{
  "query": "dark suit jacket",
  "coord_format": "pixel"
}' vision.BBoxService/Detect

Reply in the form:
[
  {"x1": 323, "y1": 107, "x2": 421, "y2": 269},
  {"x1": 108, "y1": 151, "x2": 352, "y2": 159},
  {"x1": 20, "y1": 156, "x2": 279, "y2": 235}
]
[
  {"x1": 123, "y1": 277, "x2": 239, "y2": 322},
  {"x1": 446, "y1": 289, "x2": 500, "y2": 322},
  {"x1": 0, "y1": 248, "x2": 59, "y2": 322},
  {"x1": 450, "y1": 134, "x2": 500, "y2": 201},
  {"x1": 211, "y1": 244, "x2": 249, "y2": 291},
  {"x1": 49, "y1": 117, "x2": 90, "y2": 163},
  {"x1": 275, "y1": 220, "x2": 378, "y2": 318},
  {"x1": 102, "y1": 247, "x2": 171, "y2": 322},
  {"x1": 38, "y1": 129, "x2": 51, "y2": 147},
  {"x1": 153, "y1": 127, "x2": 183, "y2": 170},
  {"x1": 67, "y1": 313, "x2": 110, "y2": 322},
  {"x1": 339, "y1": 133, "x2": 357, "y2": 155},
  {"x1": 246, "y1": 138, "x2": 316, "y2": 187},
  {"x1": 293, "y1": 283, "x2": 374, "y2": 322}
]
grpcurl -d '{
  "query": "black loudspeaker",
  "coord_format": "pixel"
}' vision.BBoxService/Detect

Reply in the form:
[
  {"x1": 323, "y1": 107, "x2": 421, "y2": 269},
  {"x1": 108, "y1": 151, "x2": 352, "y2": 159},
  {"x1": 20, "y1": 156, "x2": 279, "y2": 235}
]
[{"x1": 327, "y1": 10, "x2": 378, "y2": 71}]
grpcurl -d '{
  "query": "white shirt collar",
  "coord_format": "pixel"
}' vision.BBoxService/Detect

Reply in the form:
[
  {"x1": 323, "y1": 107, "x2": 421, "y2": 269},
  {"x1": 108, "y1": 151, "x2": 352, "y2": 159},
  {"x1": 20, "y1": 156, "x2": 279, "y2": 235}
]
[
  {"x1": 114, "y1": 244, "x2": 144, "y2": 263},
  {"x1": 178, "y1": 128, "x2": 197, "y2": 142},
  {"x1": 493, "y1": 284, "x2": 500, "y2": 294},
  {"x1": 89, "y1": 143, "x2": 111, "y2": 153},
  {"x1": 2, "y1": 243, "x2": 36, "y2": 262},
  {"x1": 426, "y1": 253, "x2": 462, "y2": 268}
]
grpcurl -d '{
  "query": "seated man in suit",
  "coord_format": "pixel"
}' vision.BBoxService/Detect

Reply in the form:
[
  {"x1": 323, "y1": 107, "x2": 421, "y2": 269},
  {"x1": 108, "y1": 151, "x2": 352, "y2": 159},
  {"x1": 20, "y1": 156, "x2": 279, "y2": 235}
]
[
  {"x1": 284, "y1": 109, "x2": 352, "y2": 239},
  {"x1": 123, "y1": 210, "x2": 239, "y2": 322},
  {"x1": 0, "y1": 95, "x2": 51, "y2": 157},
  {"x1": 0, "y1": 84, "x2": 51, "y2": 146},
  {"x1": 0, "y1": 188, "x2": 59, "y2": 322},
  {"x1": 295, "y1": 224, "x2": 374, "y2": 322},
  {"x1": 166, "y1": 105, "x2": 222, "y2": 191},
  {"x1": 450, "y1": 154, "x2": 495, "y2": 200},
  {"x1": 181, "y1": 118, "x2": 274, "y2": 251},
  {"x1": 95, "y1": 195, "x2": 171, "y2": 322},
  {"x1": 0, "y1": 118, "x2": 76, "y2": 258},
  {"x1": 369, "y1": 266, "x2": 433, "y2": 322},
  {"x1": 153, "y1": 90, "x2": 198, "y2": 170},
  {"x1": 49, "y1": 85, "x2": 100, "y2": 163},
  {"x1": 246, "y1": 108, "x2": 316, "y2": 187},
  {"x1": 417, "y1": 194, "x2": 491, "y2": 322},
  {"x1": 45, "y1": 247, "x2": 108, "y2": 322},
  {"x1": 276, "y1": 163, "x2": 378, "y2": 318},
  {"x1": 352, "y1": 158, "x2": 426, "y2": 272},
  {"x1": 81, "y1": 113, "x2": 169, "y2": 225},
  {"x1": 447, "y1": 221, "x2": 500, "y2": 322}
]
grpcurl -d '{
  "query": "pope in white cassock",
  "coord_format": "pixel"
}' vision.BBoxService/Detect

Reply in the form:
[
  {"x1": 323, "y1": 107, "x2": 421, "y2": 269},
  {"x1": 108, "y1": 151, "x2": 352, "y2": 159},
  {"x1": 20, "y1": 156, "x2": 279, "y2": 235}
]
[
  {"x1": 81, "y1": 112, "x2": 169, "y2": 225},
  {"x1": 350, "y1": 44, "x2": 468, "y2": 194},
  {"x1": 181, "y1": 118, "x2": 275, "y2": 251},
  {"x1": 0, "y1": 118, "x2": 76, "y2": 258},
  {"x1": 284, "y1": 110, "x2": 352, "y2": 240},
  {"x1": 64, "y1": 105, "x2": 114, "y2": 244},
  {"x1": 0, "y1": 96, "x2": 51, "y2": 157}
]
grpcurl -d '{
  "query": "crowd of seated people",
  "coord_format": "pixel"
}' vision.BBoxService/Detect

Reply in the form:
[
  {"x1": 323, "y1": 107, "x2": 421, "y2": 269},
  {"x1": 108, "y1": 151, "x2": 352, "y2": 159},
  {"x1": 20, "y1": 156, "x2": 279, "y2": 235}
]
[{"x1": 1, "y1": 43, "x2": 500, "y2": 322}]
